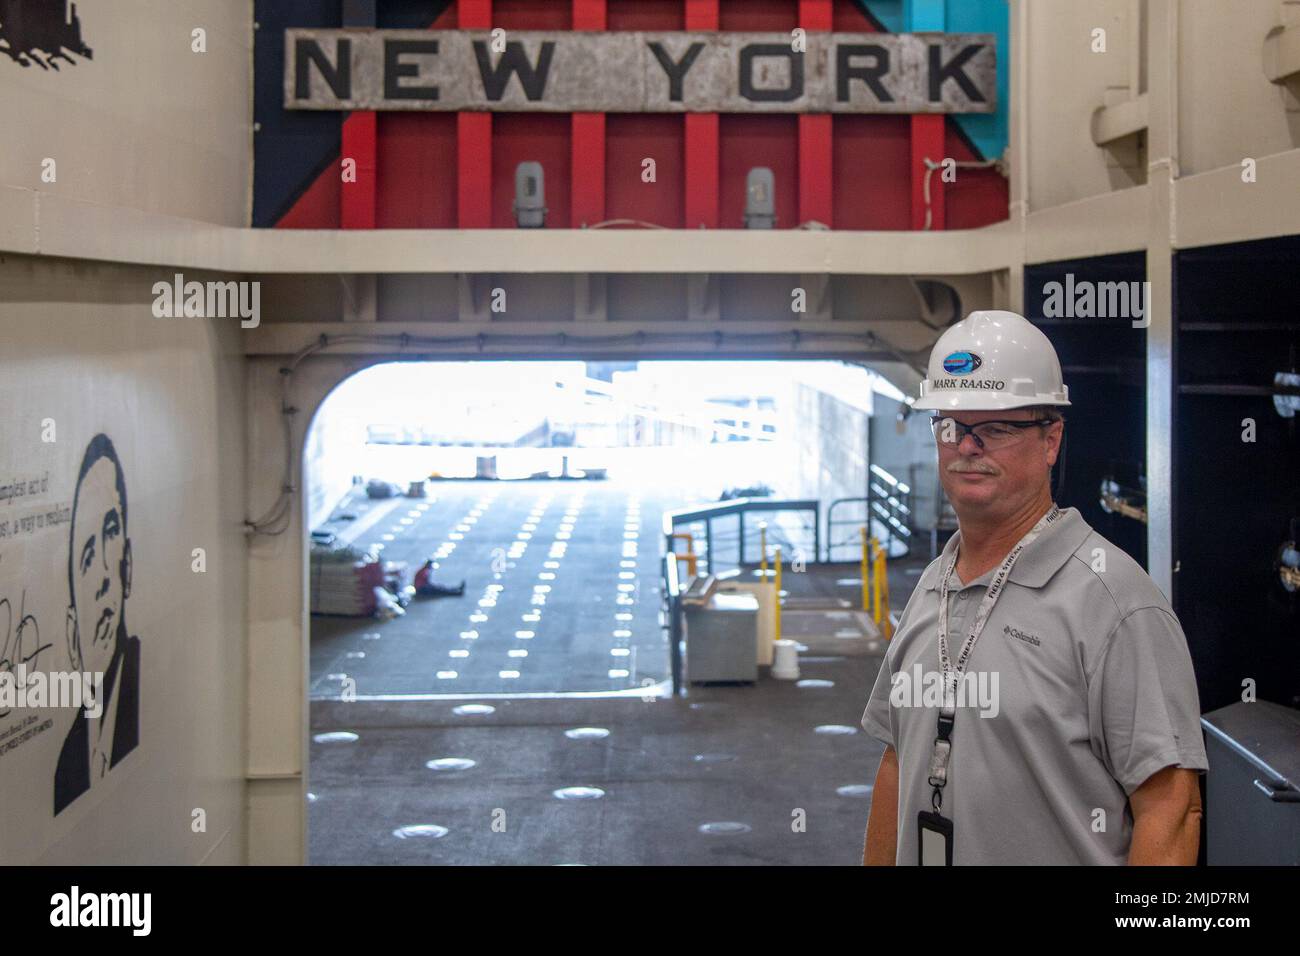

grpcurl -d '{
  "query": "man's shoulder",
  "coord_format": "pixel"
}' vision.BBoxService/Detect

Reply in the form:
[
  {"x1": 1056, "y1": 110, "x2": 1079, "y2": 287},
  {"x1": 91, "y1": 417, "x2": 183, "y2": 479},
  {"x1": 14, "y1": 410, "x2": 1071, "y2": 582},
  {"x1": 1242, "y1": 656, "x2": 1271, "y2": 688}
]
[
  {"x1": 1057, "y1": 524, "x2": 1173, "y2": 620},
  {"x1": 915, "y1": 553, "x2": 947, "y2": 590}
]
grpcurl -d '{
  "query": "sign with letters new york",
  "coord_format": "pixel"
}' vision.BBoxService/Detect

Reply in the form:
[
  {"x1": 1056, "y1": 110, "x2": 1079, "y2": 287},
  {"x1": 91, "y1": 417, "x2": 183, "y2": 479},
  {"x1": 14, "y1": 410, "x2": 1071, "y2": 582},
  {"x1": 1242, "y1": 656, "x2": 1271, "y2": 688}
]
[{"x1": 285, "y1": 30, "x2": 996, "y2": 113}]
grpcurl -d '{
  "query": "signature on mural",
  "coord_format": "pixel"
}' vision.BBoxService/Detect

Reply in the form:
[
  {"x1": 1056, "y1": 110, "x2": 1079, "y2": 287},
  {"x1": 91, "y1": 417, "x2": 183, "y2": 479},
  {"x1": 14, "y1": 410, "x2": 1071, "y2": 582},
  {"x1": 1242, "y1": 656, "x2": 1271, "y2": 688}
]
[
  {"x1": 0, "y1": 0, "x2": 93, "y2": 70},
  {"x1": 0, "y1": 583, "x2": 52, "y2": 719},
  {"x1": 54, "y1": 434, "x2": 139, "y2": 816}
]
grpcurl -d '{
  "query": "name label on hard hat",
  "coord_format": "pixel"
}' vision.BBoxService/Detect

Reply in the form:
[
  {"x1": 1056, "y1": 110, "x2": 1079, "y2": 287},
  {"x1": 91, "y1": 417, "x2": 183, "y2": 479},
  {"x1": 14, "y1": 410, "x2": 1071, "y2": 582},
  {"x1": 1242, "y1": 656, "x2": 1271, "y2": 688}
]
[{"x1": 931, "y1": 378, "x2": 1006, "y2": 391}]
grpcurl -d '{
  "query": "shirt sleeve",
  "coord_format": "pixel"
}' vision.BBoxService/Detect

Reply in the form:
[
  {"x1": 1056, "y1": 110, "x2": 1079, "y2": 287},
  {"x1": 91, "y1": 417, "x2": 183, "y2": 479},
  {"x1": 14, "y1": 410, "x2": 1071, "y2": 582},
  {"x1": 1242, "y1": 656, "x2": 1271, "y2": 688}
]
[
  {"x1": 1087, "y1": 605, "x2": 1209, "y2": 796},
  {"x1": 861, "y1": 647, "x2": 896, "y2": 748}
]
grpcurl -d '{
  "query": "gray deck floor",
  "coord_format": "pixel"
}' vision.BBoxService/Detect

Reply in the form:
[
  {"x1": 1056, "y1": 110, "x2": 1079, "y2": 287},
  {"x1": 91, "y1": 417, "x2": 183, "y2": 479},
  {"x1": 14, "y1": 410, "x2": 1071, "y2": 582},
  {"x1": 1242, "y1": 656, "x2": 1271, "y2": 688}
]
[{"x1": 308, "y1": 478, "x2": 931, "y2": 864}]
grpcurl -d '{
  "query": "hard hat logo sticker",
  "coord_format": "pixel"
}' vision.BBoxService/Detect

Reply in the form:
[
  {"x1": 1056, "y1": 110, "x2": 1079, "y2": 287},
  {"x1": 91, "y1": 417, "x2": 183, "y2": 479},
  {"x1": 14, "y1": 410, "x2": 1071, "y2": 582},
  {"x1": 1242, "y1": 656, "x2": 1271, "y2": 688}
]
[{"x1": 942, "y1": 351, "x2": 982, "y2": 375}]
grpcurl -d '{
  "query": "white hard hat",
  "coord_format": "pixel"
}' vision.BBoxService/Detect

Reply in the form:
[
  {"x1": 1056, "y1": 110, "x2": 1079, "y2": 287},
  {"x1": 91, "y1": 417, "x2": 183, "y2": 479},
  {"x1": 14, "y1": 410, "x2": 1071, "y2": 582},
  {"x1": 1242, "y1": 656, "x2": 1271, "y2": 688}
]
[{"x1": 912, "y1": 309, "x2": 1071, "y2": 412}]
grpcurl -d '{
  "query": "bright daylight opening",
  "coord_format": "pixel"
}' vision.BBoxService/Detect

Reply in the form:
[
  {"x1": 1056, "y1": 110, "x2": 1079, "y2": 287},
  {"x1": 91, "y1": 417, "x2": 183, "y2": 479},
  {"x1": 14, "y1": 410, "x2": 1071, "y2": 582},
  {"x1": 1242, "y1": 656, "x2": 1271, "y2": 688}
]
[{"x1": 305, "y1": 358, "x2": 907, "y2": 699}]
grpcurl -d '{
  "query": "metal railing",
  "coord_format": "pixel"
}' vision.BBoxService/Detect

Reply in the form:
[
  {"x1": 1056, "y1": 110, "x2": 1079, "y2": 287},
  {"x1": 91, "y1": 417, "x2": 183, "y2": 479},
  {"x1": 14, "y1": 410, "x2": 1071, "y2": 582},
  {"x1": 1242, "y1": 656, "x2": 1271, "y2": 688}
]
[
  {"x1": 662, "y1": 497, "x2": 820, "y2": 579},
  {"x1": 868, "y1": 464, "x2": 914, "y2": 558},
  {"x1": 661, "y1": 494, "x2": 907, "y2": 694},
  {"x1": 826, "y1": 497, "x2": 870, "y2": 562},
  {"x1": 662, "y1": 547, "x2": 685, "y2": 695},
  {"x1": 825, "y1": 467, "x2": 914, "y2": 563},
  {"x1": 660, "y1": 497, "x2": 818, "y2": 696}
]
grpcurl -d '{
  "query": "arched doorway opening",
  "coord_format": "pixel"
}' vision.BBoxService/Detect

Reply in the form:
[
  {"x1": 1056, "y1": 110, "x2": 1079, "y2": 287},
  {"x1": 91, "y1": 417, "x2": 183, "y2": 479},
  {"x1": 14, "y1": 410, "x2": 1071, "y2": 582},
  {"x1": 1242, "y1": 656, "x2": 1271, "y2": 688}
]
[{"x1": 246, "y1": 351, "x2": 923, "y2": 864}]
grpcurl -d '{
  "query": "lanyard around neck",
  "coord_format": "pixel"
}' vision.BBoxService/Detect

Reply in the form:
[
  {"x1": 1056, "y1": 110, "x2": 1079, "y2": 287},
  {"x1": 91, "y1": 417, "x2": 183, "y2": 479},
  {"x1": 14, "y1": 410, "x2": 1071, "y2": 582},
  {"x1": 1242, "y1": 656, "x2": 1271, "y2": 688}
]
[{"x1": 927, "y1": 505, "x2": 1063, "y2": 811}]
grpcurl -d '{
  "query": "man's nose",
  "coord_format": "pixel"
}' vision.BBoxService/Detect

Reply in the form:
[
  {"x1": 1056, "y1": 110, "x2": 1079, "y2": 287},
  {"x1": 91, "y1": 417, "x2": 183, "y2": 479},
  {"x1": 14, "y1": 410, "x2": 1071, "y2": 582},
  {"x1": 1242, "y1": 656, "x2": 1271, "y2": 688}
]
[{"x1": 957, "y1": 431, "x2": 984, "y2": 454}]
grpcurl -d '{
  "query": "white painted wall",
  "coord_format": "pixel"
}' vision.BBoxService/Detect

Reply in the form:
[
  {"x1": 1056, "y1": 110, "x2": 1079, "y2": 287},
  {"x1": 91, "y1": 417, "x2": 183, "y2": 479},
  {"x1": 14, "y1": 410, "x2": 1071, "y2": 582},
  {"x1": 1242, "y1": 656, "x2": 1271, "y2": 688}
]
[
  {"x1": 247, "y1": 353, "x2": 372, "y2": 865},
  {"x1": 1020, "y1": 0, "x2": 1300, "y2": 211},
  {"x1": 0, "y1": 0, "x2": 251, "y2": 226},
  {"x1": 1177, "y1": 0, "x2": 1300, "y2": 175},
  {"x1": 1024, "y1": 0, "x2": 1144, "y2": 209},
  {"x1": 302, "y1": 408, "x2": 366, "y2": 533},
  {"x1": 0, "y1": 256, "x2": 247, "y2": 864},
  {"x1": 790, "y1": 364, "x2": 876, "y2": 558},
  {"x1": 0, "y1": 0, "x2": 251, "y2": 863}
]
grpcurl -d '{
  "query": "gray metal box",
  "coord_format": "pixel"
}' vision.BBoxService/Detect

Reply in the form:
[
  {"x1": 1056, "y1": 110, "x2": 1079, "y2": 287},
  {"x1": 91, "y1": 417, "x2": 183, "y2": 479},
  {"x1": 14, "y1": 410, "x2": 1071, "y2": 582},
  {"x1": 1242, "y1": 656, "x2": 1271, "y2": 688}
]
[
  {"x1": 684, "y1": 592, "x2": 758, "y2": 683},
  {"x1": 1201, "y1": 700, "x2": 1300, "y2": 865}
]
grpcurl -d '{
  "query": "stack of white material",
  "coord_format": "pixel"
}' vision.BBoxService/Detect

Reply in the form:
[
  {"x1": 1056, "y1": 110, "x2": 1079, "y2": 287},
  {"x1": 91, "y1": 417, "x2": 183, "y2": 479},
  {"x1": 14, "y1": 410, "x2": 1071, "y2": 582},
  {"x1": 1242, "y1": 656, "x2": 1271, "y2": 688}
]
[{"x1": 310, "y1": 545, "x2": 385, "y2": 617}]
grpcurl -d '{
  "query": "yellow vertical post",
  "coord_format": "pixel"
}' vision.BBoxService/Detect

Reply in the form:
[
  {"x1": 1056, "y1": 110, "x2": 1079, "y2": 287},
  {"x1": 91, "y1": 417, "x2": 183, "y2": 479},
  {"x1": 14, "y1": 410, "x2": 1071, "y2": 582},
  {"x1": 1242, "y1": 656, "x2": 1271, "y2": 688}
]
[
  {"x1": 773, "y1": 545, "x2": 782, "y2": 644},
  {"x1": 760, "y1": 522, "x2": 768, "y2": 578},
  {"x1": 870, "y1": 537, "x2": 882, "y2": 626},
  {"x1": 860, "y1": 526, "x2": 869, "y2": 612},
  {"x1": 876, "y1": 545, "x2": 893, "y2": 639}
]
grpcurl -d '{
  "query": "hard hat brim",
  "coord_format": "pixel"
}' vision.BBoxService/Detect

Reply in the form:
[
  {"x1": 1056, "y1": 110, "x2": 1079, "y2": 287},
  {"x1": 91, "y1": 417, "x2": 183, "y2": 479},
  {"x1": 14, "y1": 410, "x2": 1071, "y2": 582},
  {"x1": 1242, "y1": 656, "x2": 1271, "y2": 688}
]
[{"x1": 911, "y1": 393, "x2": 1071, "y2": 412}]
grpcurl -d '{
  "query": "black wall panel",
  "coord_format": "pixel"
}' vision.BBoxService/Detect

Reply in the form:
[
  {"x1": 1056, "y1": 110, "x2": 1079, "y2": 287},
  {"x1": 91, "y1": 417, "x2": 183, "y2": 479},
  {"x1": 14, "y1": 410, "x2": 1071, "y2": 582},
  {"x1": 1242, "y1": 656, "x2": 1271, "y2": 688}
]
[
  {"x1": 1024, "y1": 253, "x2": 1148, "y2": 569},
  {"x1": 1174, "y1": 235, "x2": 1300, "y2": 712}
]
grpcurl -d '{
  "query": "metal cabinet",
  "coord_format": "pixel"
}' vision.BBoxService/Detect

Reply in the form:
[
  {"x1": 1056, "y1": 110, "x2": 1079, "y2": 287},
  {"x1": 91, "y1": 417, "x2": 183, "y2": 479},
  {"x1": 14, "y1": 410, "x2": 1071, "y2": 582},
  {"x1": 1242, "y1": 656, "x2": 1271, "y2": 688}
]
[
  {"x1": 684, "y1": 592, "x2": 759, "y2": 684},
  {"x1": 1201, "y1": 700, "x2": 1300, "y2": 865}
]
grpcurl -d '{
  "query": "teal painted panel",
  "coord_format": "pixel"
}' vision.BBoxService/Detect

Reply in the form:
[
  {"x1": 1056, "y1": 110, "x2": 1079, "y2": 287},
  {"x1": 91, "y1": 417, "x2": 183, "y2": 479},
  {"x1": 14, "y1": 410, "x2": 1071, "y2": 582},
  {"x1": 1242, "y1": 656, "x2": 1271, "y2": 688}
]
[
  {"x1": 905, "y1": 0, "x2": 946, "y2": 31},
  {"x1": 942, "y1": 0, "x2": 1007, "y2": 160},
  {"x1": 858, "y1": 0, "x2": 1007, "y2": 160}
]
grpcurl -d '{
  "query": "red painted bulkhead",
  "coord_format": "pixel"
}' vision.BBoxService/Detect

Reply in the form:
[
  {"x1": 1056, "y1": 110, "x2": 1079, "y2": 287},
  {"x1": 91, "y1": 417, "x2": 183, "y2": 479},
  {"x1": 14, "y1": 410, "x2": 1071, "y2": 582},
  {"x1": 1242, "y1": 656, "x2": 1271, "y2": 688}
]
[{"x1": 276, "y1": 0, "x2": 1008, "y2": 232}]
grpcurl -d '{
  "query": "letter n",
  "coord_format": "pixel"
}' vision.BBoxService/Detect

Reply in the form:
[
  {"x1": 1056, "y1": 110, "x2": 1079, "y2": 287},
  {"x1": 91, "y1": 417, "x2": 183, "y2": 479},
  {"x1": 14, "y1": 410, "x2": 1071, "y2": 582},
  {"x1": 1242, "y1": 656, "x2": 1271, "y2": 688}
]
[{"x1": 295, "y1": 37, "x2": 353, "y2": 102}]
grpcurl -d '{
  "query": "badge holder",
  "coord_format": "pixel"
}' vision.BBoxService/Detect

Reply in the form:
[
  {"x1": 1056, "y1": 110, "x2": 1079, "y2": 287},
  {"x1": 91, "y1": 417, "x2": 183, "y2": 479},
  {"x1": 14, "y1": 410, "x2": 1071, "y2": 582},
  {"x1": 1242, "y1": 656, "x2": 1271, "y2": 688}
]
[
  {"x1": 917, "y1": 810, "x2": 953, "y2": 866},
  {"x1": 919, "y1": 711, "x2": 955, "y2": 865}
]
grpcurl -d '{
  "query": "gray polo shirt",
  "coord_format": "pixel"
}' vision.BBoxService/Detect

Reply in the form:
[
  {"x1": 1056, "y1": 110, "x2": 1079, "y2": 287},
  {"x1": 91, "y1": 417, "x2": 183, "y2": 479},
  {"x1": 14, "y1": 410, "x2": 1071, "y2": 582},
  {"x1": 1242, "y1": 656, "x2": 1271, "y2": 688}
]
[{"x1": 861, "y1": 505, "x2": 1208, "y2": 865}]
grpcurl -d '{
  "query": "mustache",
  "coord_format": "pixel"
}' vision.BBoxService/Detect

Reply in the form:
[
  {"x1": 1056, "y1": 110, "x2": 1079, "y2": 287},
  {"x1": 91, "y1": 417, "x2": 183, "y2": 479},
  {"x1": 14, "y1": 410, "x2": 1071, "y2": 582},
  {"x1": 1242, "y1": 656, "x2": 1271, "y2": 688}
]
[{"x1": 947, "y1": 461, "x2": 998, "y2": 475}]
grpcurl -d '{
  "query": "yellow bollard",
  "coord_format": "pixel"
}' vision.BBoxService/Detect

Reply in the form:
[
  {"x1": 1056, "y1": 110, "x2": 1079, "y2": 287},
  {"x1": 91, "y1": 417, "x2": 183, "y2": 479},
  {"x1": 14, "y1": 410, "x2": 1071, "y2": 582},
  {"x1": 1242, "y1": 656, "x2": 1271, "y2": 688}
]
[
  {"x1": 860, "y1": 526, "x2": 870, "y2": 612},
  {"x1": 669, "y1": 532, "x2": 697, "y2": 578},
  {"x1": 869, "y1": 537, "x2": 882, "y2": 626},
  {"x1": 873, "y1": 542, "x2": 893, "y2": 639},
  {"x1": 773, "y1": 545, "x2": 782, "y2": 644}
]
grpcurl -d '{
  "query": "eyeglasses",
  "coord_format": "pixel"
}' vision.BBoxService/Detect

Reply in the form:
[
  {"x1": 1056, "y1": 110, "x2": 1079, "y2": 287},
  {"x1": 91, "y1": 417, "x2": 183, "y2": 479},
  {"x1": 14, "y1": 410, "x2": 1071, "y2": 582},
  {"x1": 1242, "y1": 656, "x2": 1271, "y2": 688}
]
[{"x1": 929, "y1": 416, "x2": 1060, "y2": 449}]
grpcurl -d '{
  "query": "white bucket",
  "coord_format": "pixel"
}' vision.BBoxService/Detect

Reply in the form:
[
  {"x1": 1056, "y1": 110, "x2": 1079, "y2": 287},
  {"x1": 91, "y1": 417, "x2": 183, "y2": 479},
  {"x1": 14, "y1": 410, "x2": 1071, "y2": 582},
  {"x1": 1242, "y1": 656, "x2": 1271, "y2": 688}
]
[{"x1": 771, "y1": 638, "x2": 800, "y2": 680}]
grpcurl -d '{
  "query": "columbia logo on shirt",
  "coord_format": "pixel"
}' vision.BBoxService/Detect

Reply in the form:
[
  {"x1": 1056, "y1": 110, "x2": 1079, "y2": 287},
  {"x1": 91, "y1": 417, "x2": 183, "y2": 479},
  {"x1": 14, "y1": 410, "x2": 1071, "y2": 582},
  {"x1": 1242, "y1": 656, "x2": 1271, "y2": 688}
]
[{"x1": 1003, "y1": 624, "x2": 1041, "y2": 647}]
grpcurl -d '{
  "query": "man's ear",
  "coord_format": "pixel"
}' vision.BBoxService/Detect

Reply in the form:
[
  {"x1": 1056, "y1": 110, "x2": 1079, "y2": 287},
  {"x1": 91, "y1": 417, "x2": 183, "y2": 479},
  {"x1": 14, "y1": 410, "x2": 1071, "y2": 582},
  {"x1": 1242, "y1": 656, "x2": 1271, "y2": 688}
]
[
  {"x1": 66, "y1": 606, "x2": 82, "y2": 672},
  {"x1": 121, "y1": 538, "x2": 132, "y2": 602},
  {"x1": 1045, "y1": 420, "x2": 1064, "y2": 467}
]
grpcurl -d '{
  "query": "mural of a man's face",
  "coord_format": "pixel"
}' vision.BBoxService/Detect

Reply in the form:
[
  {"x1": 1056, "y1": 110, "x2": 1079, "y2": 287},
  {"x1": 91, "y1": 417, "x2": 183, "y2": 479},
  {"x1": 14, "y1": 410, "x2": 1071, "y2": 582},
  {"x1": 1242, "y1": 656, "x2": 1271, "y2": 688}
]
[{"x1": 67, "y1": 456, "x2": 131, "y2": 677}]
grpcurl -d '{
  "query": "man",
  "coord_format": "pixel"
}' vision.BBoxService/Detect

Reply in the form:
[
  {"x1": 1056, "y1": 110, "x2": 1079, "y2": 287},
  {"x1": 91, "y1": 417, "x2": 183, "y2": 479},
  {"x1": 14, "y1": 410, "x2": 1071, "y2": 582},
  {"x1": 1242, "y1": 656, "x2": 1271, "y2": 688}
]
[
  {"x1": 55, "y1": 433, "x2": 140, "y2": 815},
  {"x1": 413, "y1": 558, "x2": 466, "y2": 598},
  {"x1": 861, "y1": 310, "x2": 1207, "y2": 865}
]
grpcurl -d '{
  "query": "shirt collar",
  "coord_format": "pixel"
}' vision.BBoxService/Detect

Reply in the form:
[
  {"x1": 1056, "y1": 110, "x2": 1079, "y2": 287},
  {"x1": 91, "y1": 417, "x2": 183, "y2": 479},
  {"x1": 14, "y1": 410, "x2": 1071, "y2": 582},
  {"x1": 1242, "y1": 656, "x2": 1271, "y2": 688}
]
[{"x1": 920, "y1": 506, "x2": 1092, "y2": 591}]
